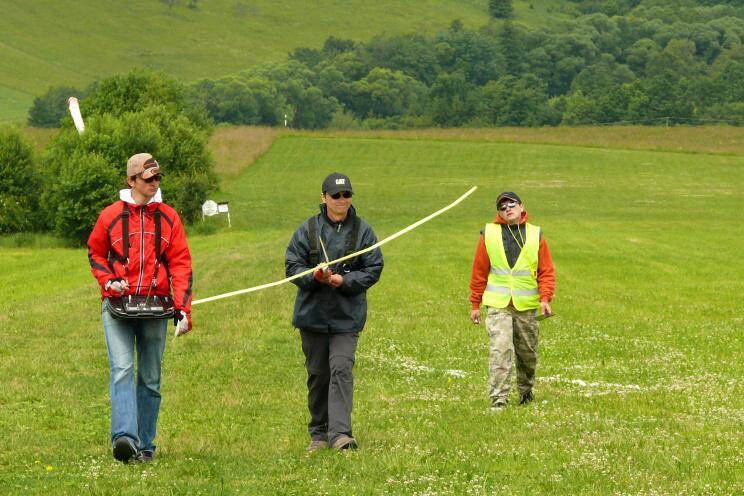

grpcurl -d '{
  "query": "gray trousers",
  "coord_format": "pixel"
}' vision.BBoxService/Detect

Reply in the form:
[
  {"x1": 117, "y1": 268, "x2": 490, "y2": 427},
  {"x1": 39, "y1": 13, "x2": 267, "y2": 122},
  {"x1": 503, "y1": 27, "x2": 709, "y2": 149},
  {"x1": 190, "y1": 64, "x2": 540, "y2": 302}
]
[{"x1": 300, "y1": 330, "x2": 359, "y2": 445}]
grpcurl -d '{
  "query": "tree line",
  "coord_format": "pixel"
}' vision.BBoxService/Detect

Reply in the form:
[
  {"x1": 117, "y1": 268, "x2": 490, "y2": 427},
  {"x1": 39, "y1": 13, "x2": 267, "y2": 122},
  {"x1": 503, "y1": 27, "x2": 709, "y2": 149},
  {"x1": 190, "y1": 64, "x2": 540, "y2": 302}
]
[{"x1": 30, "y1": 1, "x2": 744, "y2": 130}]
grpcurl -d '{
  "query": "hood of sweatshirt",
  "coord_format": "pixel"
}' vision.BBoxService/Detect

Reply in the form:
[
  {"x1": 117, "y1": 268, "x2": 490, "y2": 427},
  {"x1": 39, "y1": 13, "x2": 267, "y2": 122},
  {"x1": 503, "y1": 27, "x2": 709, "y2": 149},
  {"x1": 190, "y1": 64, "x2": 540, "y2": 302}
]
[{"x1": 119, "y1": 188, "x2": 162, "y2": 205}]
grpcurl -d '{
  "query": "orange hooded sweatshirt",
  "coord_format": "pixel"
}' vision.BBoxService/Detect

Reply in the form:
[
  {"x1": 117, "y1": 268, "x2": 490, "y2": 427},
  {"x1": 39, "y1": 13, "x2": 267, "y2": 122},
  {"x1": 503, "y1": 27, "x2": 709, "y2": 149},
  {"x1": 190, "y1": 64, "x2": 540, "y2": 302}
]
[{"x1": 469, "y1": 210, "x2": 555, "y2": 310}]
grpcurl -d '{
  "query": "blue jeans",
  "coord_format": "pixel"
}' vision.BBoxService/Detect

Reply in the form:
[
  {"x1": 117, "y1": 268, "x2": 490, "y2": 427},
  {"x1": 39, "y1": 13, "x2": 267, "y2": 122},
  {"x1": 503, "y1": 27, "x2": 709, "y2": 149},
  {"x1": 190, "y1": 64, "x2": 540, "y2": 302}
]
[{"x1": 102, "y1": 304, "x2": 168, "y2": 452}]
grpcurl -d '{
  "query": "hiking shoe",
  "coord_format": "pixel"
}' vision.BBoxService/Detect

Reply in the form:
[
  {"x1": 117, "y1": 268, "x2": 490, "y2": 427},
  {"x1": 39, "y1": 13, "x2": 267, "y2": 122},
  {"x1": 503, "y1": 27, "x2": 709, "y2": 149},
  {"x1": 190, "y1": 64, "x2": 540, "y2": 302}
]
[
  {"x1": 112, "y1": 436, "x2": 138, "y2": 463},
  {"x1": 307, "y1": 440, "x2": 328, "y2": 453},
  {"x1": 331, "y1": 435, "x2": 358, "y2": 450},
  {"x1": 519, "y1": 390, "x2": 534, "y2": 405},
  {"x1": 135, "y1": 450, "x2": 155, "y2": 462},
  {"x1": 490, "y1": 401, "x2": 508, "y2": 412}
]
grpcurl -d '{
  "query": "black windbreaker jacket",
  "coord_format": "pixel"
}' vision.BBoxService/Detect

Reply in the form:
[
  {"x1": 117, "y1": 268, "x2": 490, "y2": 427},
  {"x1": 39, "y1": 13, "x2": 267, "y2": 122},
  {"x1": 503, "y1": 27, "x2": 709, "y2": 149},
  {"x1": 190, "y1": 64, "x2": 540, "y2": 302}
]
[{"x1": 285, "y1": 204, "x2": 384, "y2": 333}]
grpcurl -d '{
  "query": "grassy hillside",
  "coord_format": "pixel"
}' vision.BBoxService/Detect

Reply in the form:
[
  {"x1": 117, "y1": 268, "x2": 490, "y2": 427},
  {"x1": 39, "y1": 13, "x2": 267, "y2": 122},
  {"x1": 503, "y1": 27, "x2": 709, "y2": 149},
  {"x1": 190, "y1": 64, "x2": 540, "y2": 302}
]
[
  {"x1": 23, "y1": 124, "x2": 744, "y2": 164},
  {"x1": 1, "y1": 133, "x2": 742, "y2": 494},
  {"x1": 0, "y1": 0, "x2": 571, "y2": 124}
]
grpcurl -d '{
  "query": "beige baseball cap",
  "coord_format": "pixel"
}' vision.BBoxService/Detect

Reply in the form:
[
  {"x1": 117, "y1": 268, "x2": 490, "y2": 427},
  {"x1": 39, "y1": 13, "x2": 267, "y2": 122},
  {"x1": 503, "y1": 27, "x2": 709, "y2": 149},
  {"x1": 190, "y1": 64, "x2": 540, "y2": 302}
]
[{"x1": 126, "y1": 153, "x2": 161, "y2": 179}]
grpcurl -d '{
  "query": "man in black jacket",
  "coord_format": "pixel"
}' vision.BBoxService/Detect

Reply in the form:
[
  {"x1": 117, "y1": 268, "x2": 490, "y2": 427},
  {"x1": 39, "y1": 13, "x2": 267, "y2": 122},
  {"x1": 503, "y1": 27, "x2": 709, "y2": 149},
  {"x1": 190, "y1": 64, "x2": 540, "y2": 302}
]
[{"x1": 285, "y1": 172, "x2": 384, "y2": 452}]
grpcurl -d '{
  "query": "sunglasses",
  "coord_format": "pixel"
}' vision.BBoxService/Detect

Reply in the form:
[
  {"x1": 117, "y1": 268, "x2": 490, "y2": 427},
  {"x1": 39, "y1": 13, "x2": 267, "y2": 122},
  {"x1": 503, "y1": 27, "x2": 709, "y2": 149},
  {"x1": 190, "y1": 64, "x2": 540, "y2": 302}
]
[
  {"x1": 329, "y1": 191, "x2": 352, "y2": 199},
  {"x1": 142, "y1": 174, "x2": 161, "y2": 183},
  {"x1": 498, "y1": 201, "x2": 519, "y2": 211}
]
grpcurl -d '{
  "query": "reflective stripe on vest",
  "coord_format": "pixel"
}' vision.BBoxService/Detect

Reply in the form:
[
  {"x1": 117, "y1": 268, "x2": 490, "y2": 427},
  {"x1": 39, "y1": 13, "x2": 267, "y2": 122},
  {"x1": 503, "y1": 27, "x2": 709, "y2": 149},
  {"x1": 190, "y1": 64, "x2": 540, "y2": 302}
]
[
  {"x1": 482, "y1": 222, "x2": 540, "y2": 311},
  {"x1": 489, "y1": 267, "x2": 532, "y2": 277}
]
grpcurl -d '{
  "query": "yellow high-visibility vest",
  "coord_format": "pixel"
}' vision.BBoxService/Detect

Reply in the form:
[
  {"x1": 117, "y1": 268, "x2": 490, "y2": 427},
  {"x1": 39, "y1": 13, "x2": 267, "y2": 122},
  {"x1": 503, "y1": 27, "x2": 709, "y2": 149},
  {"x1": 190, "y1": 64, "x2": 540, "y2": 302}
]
[{"x1": 483, "y1": 222, "x2": 540, "y2": 310}]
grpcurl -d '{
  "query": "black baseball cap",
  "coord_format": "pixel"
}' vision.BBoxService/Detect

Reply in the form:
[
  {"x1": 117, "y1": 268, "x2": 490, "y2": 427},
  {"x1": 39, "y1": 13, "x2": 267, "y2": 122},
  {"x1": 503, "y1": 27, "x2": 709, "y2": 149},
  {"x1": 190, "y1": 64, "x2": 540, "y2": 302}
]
[
  {"x1": 322, "y1": 172, "x2": 353, "y2": 195},
  {"x1": 496, "y1": 191, "x2": 521, "y2": 206}
]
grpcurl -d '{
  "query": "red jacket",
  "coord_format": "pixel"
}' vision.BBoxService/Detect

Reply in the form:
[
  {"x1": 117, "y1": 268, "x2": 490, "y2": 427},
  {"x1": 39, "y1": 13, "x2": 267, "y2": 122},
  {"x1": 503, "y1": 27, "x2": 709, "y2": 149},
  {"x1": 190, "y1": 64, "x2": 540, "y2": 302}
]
[
  {"x1": 469, "y1": 210, "x2": 555, "y2": 310},
  {"x1": 87, "y1": 194, "x2": 193, "y2": 313}
]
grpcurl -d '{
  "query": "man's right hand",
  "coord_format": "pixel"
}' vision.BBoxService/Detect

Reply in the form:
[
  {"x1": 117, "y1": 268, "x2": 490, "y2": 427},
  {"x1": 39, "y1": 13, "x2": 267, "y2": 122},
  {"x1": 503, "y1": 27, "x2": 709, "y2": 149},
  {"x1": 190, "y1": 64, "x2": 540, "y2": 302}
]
[
  {"x1": 314, "y1": 267, "x2": 333, "y2": 285},
  {"x1": 105, "y1": 278, "x2": 130, "y2": 294},
  {"x1": 470, "y1": 309, "x2": 481, "y2": 325}
]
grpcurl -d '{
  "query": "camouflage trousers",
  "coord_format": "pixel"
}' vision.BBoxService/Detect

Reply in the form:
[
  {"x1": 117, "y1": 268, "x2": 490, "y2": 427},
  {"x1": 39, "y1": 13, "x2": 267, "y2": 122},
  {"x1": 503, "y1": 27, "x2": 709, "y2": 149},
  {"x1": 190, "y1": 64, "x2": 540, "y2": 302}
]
[{"x1": 485, "y1": 305, "x2": 539, "y2": 405}]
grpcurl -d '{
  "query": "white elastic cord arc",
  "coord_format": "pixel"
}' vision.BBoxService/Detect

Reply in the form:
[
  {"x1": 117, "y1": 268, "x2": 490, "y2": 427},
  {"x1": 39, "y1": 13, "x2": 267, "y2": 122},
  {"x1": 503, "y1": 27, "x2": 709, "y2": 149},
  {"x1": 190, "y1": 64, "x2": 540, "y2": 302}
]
[
  {"x1": 191, "y1": 185, "x2": 477, "y2": 306},
  {"x1": 319, "y1": 236, "x2": 330, "y2": 264}
]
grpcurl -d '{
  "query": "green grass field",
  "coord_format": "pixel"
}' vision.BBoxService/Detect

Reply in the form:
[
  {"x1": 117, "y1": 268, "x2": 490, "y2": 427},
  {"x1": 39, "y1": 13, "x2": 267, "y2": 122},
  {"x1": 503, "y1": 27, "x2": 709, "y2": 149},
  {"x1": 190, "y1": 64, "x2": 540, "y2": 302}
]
[{"x1": 2, "y1": 132, "x2": 743, "y2": 494}]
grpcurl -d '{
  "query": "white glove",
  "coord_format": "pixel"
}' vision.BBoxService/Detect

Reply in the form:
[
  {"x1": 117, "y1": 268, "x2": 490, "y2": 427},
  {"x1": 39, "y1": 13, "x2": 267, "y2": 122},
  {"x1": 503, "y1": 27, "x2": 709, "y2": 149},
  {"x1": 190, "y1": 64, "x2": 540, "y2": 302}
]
[
  {"x1": 105, "y1": 278, "x2": 130, "y2": 294},
  {"x1": 174, "y1": 310, "x2": 192, "y2": 337}
]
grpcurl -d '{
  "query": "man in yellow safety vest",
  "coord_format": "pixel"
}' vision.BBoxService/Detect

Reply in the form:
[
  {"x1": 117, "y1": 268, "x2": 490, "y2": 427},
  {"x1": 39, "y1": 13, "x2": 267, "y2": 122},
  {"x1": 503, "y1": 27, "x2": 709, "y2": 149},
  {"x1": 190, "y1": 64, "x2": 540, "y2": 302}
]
[{"x1": 469, "y1": 192, "x2": 556, "y2": 410}]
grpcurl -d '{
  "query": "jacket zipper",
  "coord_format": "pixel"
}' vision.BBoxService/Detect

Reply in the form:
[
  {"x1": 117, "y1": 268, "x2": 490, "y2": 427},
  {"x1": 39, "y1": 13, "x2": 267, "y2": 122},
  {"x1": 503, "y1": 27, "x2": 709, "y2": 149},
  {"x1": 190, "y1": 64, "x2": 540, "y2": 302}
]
[{"x1": 136, "y1": 208, "x2": 145, "y2": 295}]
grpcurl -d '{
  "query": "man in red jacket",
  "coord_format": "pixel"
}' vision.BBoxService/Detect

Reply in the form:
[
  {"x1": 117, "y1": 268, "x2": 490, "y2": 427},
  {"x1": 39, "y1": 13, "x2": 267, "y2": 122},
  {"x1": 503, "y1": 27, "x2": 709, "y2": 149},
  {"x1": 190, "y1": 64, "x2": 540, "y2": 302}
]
[
  {"x1": 469, "y1": 192, "x2": 555, "y2": 410},
  {"x1": 87, "y1": 153, "x2": 193, "y2": 463}
]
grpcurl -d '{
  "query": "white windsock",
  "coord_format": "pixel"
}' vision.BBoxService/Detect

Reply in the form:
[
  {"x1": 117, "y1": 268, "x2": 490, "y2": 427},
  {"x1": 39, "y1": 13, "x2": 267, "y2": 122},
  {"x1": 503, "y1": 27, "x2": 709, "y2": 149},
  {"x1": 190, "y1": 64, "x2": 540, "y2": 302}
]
[{"x1": 67, "y1": 97, "x2": 85, "y2": 134}]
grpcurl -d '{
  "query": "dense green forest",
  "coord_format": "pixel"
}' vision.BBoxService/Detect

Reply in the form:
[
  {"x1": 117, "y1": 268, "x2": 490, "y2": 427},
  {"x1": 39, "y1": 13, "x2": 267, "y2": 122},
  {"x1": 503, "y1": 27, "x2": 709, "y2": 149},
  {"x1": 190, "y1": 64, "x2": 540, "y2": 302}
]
[{"x1": 30, "y1": 0, "x2": 744, "y2": 128}]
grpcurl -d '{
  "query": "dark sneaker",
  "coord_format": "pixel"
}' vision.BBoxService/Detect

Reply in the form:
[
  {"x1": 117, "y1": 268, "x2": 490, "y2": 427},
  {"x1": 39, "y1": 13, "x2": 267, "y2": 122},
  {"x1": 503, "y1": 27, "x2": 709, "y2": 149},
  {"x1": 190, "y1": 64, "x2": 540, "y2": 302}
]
[
  {"x1": 136, "y1": 450, "x2": 155, "y2": 462},
  {"x1": 490, "y1": 401, "x2": 508, "y2": 412},
  {"x1": 112, "y1": 436, "x2": 138, "y2": 463},
  {"x1": 306, "y1": 440, "x2": 328, "y2": 453},
  {"x1": 331, "y1": 435, "x2": 358, "y2": 450},
  {"x1": 519, "y1": 390, "x2": 534, "y2": 405}
]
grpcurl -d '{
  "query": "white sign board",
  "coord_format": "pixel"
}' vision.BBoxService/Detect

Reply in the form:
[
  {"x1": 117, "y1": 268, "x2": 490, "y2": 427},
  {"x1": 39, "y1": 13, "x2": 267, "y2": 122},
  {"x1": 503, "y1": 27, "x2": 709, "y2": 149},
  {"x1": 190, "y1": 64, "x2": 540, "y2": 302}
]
[
  {"x1": 202, "y1": 200, "x2": 231, "y2": 227},
  {"x1": 202, "y1": 200, "x2": 218, "y2": 217}
]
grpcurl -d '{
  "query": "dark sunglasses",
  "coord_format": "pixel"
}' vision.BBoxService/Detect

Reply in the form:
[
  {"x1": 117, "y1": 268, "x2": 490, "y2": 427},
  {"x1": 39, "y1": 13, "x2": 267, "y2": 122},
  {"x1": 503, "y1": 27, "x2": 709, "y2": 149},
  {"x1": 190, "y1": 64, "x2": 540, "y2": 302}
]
[
  {"x1": 142, "y1": 174, "x2": 162, "y2": 183},
  {"x1": 329, "y1": 191, "x2": 352, "y2": 199},
  {"x1": 498, "y1": 201, "x2": 519, "y2": 211}
]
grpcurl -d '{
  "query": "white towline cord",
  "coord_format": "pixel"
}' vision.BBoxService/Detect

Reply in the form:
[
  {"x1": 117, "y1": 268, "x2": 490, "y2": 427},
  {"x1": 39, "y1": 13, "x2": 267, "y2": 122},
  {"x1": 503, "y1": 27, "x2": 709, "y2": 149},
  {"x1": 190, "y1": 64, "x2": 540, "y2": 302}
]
[{"x1": 192, "y1": 186, "x2": 477, "y2": 306}]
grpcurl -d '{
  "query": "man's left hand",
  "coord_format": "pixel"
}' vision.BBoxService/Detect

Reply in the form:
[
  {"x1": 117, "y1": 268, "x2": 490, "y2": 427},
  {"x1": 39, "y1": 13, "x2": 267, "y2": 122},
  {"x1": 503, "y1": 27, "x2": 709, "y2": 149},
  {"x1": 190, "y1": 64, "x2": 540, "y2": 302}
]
[
  {"x1": 174, "y1": 310, "x2": 192, "y2": 337},
  {"x1": 329, "y1": 274, "x2": 344, "y2": 288}
]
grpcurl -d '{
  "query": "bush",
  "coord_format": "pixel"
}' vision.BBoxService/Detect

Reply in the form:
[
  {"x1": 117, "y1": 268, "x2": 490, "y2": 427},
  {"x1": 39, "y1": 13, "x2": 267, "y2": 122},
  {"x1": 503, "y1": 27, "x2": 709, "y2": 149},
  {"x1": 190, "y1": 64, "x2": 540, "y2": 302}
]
[
  {"x1": 192, "y1": 76, "x2": 283, "y2": 125},
  {"x1": 361, "y1": 114, "x2": 434, "y2": 129},
  {"x1": 0, "y1": 126, "x2": 42, "y2": 233},
  {"x1": 328, "y1": 109, "x2": 362, "y2": 129},
  {"x1": 28, "y1": 85, "x2": 82, "y2": 128},
  {"x1": 42, "y1": 105, "x2": 217, "y2": 244},
  {"x1": 489, "y1": 0, "x2": 513, "y2": 19},
  {"x1": 349, "y1": 68, "x2": 426, "y2": 119},
  {"x1": 80, "y1": 69, "x2": 211, "y2": 130},
  {"x1": 197, "y1": 61, "x2": 341, "y2": 128},
  {"x1": 702, "y1": 101, "x2": 744, "y2": 125},
  {"x1": 164, "y1": 172, "x2": 216, "y2": 226},
  {"x1": 50, "y1": 152, "x2": 121, "y2": 242}
]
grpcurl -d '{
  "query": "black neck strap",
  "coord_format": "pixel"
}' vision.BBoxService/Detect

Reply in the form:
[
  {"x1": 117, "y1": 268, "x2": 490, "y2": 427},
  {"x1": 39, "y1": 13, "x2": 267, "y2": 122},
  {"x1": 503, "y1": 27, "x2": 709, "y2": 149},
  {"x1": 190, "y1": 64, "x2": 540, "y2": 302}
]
[
  {"x1": 154, "y1": 209, "x2": 162, "y2": 263},
  {"x1": 120, "y1": 201, "x2": 129, "y2": 262}
]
